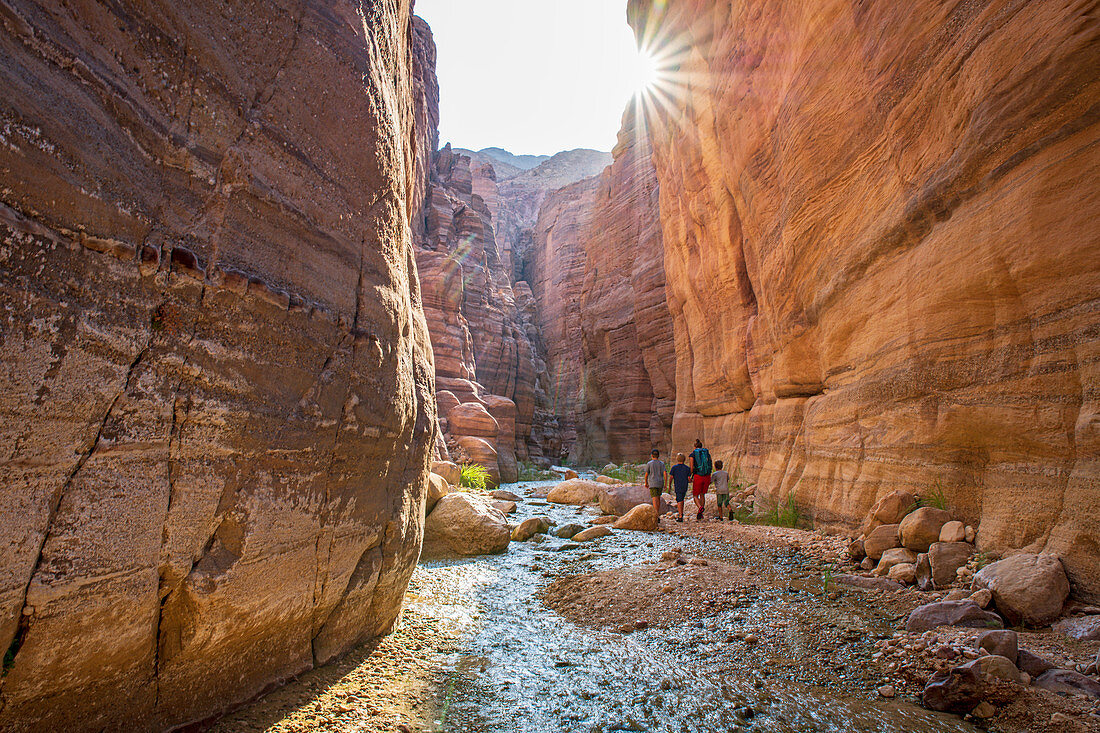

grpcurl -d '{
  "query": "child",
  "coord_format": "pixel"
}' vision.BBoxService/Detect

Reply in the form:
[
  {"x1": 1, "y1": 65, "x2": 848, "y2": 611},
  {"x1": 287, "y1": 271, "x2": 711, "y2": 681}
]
[
  {"x1": 668, "y1": 453, "x2": 692, "y2": 522},
  {"x1": 643, "y1": 449, "x2": 667, "y2": 515},
  {"x1": 711, "y1": 460, "x2": 730, "y2": 520}
]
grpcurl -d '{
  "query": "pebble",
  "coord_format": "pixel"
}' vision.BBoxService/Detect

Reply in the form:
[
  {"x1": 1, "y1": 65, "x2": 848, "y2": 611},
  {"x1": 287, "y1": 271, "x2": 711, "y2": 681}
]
[
  {"x1": 877, "y1": 684, "x2": 896, "y2": 698},
  {"x1": 971, "y1": 701, "x2": 995, "y2": 718},
  {"x1": 744, "y1": 634, "x2": 759, "y2": 645}
]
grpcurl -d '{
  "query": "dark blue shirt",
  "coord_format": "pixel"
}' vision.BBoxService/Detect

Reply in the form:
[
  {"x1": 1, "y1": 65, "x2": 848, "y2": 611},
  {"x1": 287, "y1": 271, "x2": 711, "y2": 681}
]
[{"x1": 669, "y1": 463, "x2": 691, "y2": 493}]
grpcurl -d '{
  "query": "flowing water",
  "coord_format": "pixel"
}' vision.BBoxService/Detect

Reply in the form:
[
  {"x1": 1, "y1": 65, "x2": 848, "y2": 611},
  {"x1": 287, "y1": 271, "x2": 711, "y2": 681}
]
[{"x1": 412, "y1": 479, "x2": 977, "y2": 733}]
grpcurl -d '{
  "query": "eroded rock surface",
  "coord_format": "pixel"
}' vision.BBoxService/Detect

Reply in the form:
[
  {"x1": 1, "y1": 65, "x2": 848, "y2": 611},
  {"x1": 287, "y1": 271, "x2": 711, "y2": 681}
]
[
  {"x1": 0, "y1": 1, "x2": 436, "y2": 729},
  {"x1": 628, "y1": 0, "x2": 1100, "y2": 597}
]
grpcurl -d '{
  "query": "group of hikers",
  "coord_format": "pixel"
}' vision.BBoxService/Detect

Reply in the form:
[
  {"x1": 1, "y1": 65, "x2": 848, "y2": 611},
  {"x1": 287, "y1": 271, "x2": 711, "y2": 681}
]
[{"x1": 642, "y1": 439, "x2": 733, "y2": 522}]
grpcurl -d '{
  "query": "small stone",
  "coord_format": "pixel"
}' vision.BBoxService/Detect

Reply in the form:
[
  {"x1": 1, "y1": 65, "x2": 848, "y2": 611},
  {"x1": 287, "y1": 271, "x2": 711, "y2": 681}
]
[
  {"x1": 860, "y1": 557, "x2": 875, "y2": 571},
  {"x1": 887, "y1": 562, "x2": 917, "y2": 584},
  {"x1": 744, "y1": 634, "x2": 758, "y2": 645},
  {"x1": 688, "y1": 557, "x2": 708, "y2": 566},
  {"x1": 939, "y1": 520, "x2": 966, "y2": 543},
  {"x1": 1050, "y1": 713, "x2": 1071, "y2": 724},
  {"x1": 975, "y1": 630, "x2": 1018, "y2": 662},
  {"x1": 970, "y1": 701, "x2": 995, "y2": 718},
  {"x1": 965, "y1": 525, "x2": 976, "y2": 543},
  {"x1": 633, "y1": 619, "x2": 648, "y2": 630},
  {"x1": 877, "y1": 684, "x2": 896, "y2": 698},
  {"x1": 969, "y1": 588, "x2": 993, "y2": 608}
]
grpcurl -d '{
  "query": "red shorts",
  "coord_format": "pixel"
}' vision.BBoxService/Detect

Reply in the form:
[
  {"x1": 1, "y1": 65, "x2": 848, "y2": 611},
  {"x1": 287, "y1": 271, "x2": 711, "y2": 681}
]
[{"x1": 692, "y1": 474, "x2": 711, "y2": 496}]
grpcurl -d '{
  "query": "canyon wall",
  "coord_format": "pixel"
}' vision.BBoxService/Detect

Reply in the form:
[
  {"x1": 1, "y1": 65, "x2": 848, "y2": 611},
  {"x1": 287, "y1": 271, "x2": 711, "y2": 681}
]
[
  {"x1": 575, "y1": 107, "x2": 676, "y2": 462},
  {"x1": 417, "y1": 146, "x2": 612, "y2": 469},
  {"x1": 0, "y1": 1, "x2": 436, "y2": 729},
  {"x1": 628, "y1": 0, "x2": 1100, "y2": 597}
]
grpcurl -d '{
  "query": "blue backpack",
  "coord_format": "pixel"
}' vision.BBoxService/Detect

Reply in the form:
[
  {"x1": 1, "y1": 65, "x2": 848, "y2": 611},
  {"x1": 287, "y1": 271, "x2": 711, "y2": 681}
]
[{"x1": 692, "y1": 448, "x2": 712, "y2": 476}]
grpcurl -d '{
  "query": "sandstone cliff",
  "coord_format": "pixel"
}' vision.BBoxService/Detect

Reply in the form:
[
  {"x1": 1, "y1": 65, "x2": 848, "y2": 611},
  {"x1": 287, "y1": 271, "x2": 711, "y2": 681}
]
[
  {"x1": 628, "y1": 0, "x2": 1100, "y2": 597},
  {"x1": 576, "y1": 107, "x2": 676, "y2": 462},
  {"x1": 417, "y1": 146, "x2": 612, "y2": 469},
  {"x1": 0, "y1": 1, "x2": 436, "y2": 729}
]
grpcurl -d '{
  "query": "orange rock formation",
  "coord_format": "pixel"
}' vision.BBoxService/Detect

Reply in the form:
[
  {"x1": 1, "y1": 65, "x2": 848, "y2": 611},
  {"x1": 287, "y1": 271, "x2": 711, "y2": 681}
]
[
  {"x1": 628, "y1": 0, "x2": 1100, "y2": 597},
  {"x1": 0, "y1": 1, "x2": 436, "y2": 728}
]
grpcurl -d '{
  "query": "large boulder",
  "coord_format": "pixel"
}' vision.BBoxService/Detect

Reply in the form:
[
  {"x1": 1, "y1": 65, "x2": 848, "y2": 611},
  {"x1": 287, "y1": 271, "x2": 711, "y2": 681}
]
[
  {"x1": 491, "y1": 500, "x2": 517, "y2": 514},
  {"x1": 425, "y1": 473, "x2": 451, "y2": 514},
  {"x1": 491, "y1": 489, "x2": 521, "y2": 501},
  {"x1": 1034, "y1": 669, "x2": 1100, "y2": 699},
  {"x1": 906, "y1": 600, "x2": 1004, "y2": 632},
  {"x1": 553, "y1": 523, "x2": 585, "y2": 539},
  {"x1": 899, "y1": 507, "x2": 952, "y2": 552},
  {"x1": 612, "y1": 505, "x2": 658, "y2": 531},
  {"x1": 445, "y1": 401, "x2": 499, "y2": 439},
  {"x1": 598, "y1": 484, "x2": 669, "y2": 516},
  {"x1": 972, "y1": 553, "x2": 1070, "y2": 627},
  {"x1": 422, "y1": 493, "x2": 511, "y2": 557},
  {"x1": 547, "y1": 478, "x2": 604, "y2": 505},
  {"x1": 1052, "y1": 615, "x2": 1100, "y2": 641},
  {"x1": 861, "y1": 490, "x2": 916, "y2": 535},
  {"x1": 929, "y1": 541, "x2": 974, "y2": 588},
  {"x1": 512, "y1": 516, "x2": 551, "y2": 542},
  {"x1": 431, "y1": 460, "x2": 462, "y2": 487},
  {"x1": 863, "y1": 523, "x2": 901, "y2": 560},
  {"x1": 455, "y1": 436, "x2": 501, "y2": 487}
]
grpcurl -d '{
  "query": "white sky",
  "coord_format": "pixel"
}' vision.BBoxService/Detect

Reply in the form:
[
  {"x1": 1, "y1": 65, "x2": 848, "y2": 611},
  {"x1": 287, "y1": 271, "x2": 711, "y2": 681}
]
[{"x1": 415, "y1": 0, "x2": 652, "y2": 155}]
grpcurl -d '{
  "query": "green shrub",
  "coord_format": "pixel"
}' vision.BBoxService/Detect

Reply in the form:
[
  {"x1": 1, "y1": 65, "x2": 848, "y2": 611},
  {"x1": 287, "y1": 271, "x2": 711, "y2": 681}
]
[{"x1": 458, "y1": 463, "x2": 491, "y2": 491}]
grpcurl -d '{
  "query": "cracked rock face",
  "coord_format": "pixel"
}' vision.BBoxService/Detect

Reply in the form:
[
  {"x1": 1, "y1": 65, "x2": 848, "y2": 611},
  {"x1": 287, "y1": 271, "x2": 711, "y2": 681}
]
[
  {"x1": 0, "y1": 1, "x2": 436, "y2": 729},
  {"x1": 628, "y1": 0, "x2": 1100, "y2": 597}
]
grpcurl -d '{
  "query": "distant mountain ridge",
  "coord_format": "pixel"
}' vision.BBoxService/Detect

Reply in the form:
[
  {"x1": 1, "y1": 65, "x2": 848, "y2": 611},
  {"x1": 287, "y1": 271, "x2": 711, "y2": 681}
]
[{"x1": 475, "y1": 147, "x2": 550, "y2": 172}]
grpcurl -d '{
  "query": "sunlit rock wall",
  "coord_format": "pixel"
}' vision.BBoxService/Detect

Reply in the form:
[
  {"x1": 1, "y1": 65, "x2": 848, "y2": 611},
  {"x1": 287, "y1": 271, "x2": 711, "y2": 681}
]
[
  {"x1": 628, "y1": 0, "x2": 1100, "y2": 597},
  {"x1": 576, "y1": 107, "x2": 675, "y2": 462},
  {"x1": 0, "y1": 1, "x2": 436, "y2": 728}
]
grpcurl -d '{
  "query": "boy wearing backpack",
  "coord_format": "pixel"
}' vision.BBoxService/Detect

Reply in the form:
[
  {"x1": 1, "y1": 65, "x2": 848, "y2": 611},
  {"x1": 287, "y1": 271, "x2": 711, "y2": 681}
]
[{"x1": 689, "y1": 438, "x2": 712, "y2": 521}]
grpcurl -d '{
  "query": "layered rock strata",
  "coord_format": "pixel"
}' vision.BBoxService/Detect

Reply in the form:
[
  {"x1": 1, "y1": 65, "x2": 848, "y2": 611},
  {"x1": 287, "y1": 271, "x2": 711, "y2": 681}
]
[
  {"x1": 575, "y1": 107, "x2": 675, "y2": 461},
  {"x1": 0, "y1": 1, "x2": 436, "y2": 729},
  {"x1": 628, "y1": 0, "x2": 1100, "y2": 597}
]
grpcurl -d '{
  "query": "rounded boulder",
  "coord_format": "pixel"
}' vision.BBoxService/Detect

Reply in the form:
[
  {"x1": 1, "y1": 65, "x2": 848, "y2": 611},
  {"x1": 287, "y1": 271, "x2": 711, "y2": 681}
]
[{"x1": 422, "y1": 493, "x2": 510, "y2": 557}]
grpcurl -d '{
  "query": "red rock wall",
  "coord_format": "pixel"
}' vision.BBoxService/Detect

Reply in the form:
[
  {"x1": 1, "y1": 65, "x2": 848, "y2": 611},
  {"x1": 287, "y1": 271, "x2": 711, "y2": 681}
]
[
  {"x1": 628, "y1": 0, "x2": 1100, "y2": 597},
  {"x1": 0, "y1": 1, "x2": 436, "y2": 728},
  {"x1": 527, "y1": 176, "x2": 600, "y2": 460},
  {"x1": 576, "y1": 108, "x2": 676, "y2": 462}
]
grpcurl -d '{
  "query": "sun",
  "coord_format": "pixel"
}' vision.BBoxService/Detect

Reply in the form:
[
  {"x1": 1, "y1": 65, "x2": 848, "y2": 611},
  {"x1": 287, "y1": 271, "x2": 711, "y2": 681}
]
[{"x1": 628, "y1": 47, "x2": 660, "y2": 94}]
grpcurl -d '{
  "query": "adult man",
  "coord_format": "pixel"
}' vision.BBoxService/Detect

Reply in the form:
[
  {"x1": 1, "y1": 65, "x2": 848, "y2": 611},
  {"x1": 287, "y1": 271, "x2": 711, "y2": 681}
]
[
  {"x1": 643, "y1": 449, "x2": 666, "y2": 515},
  {"x1": 689, "y1": 438, "x2": 713, "y2": 521}
]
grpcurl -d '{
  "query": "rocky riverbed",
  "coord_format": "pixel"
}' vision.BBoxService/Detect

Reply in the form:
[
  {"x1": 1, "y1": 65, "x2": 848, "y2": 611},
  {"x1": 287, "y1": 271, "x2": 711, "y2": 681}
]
[{"x1": 215, "y1": 479, "x2": 1100, "y2": 732}]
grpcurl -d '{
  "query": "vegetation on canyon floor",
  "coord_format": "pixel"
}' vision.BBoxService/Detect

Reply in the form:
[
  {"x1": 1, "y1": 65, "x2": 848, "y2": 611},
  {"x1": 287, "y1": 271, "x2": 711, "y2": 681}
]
[{"x1": 457, "y1": 463, "x2": 492, "y2": 490}]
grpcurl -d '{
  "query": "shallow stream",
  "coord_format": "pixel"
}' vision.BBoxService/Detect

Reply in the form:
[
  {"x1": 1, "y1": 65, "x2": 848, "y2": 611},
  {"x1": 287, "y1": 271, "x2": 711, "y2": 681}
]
[{"x1": 412, "y1": 479, "x2": 977, "y2": 733}]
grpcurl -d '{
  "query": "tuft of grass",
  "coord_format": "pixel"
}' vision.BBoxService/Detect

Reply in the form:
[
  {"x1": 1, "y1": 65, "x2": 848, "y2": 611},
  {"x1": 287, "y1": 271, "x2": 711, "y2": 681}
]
[
  {"x1": 921, "y1": 480, "x2": 950, "y2": 511},
  {"x1": 822, "y1": 565, "x2": 834, "y2": 594},
  {"x1": 973, "y1": 550, "x2": 993, "y2": 570},
  {"x1": 517, "y1": 461, "x2": 557, "y2": 482},
  {"x1": 458, "y1": 462, "x2": 491, "y2": 491},
  {"x1": 763, "y1": 492, "x2": 804, "y2": 528}
]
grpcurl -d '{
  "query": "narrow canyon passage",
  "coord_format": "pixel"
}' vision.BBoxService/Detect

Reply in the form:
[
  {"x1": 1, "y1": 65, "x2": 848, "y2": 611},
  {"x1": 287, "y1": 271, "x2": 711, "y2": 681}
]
[
  {"x1": 0, "y1": 0, "x2": 1097, "y2": 730},
  {"x1": 215, "y1": 479, "x2": 981, "y2": 733}
]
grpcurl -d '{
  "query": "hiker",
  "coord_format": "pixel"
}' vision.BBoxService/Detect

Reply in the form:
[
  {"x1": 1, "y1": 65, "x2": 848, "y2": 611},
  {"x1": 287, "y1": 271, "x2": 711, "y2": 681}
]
[
  {"x1": 643, "y1": 448, "x2": 666, "y2": 514},
  {"x1": 712, "y1": 459, "x2": 730, "y2": 520},
  {"x1": 667, "y1": 452, "x2": 692, "y2": 522},
  {"x1": 688, "y1": 438, "x2": 713, "y2": 521}
]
